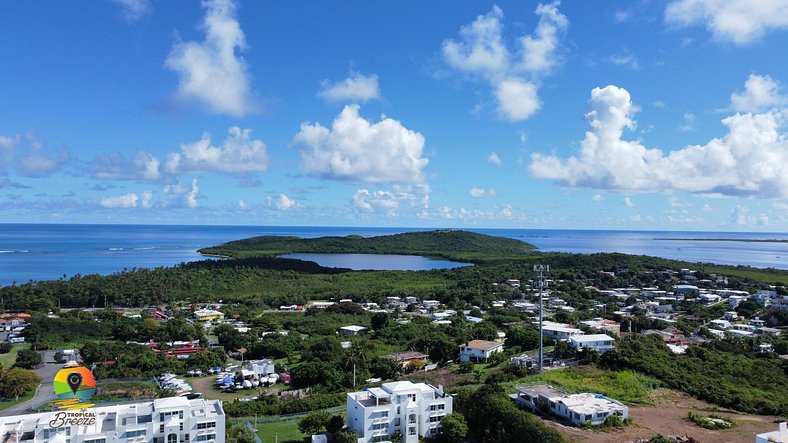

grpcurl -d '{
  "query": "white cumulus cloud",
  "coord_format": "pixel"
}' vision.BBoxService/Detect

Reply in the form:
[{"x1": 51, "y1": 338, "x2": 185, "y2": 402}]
[
  {"x1": 267, "y1": 193, "x2": 301, "y2": 211},
  {"x1": 165, "y1": 0, "x2": 256, "y2": 116},
  {"x1": 495, "y1": 78, "x2": 541, "y2": 121},
  {"x1": 91, "y1": 151, "x2": 161, "y2": 181},
  {"x1": 530, "y1": 79, "x2": 788, "y2": 198},
  {"x1": 100, "y1": 193, "x2": 139, "y2": 208},
  {"x1": 163, "y1": 179, "x2": 199, "y2": 208},
  {"x1": 665, "y1": 0, "x2": 788, "y2": 45},
  {"x1": 487, "y1": 152, "x2": 502, "y2": 166},
  {"x1": 318, "y1": 71, "x2": 381, "y2": 103},
  {"x1": 441, "y1": 2, "x2": 567, "y2": 122},
  {"x1": 730, "y1": 74, "x2": 786, "y2": 113},
  {"x1": 469, "y1": 187, "x2": 497, "y2": 198},
  {"x1": 294, "y1": 104, "x2": 428, "y2": 185},
  {"x1": 165, "y1": 127, "x2": 269, "y2": 174}
]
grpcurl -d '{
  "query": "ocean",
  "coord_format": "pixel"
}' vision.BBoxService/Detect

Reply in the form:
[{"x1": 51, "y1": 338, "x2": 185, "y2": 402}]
[{"x1": 0, "y1": 224, "x2": 786, "y2": 285}]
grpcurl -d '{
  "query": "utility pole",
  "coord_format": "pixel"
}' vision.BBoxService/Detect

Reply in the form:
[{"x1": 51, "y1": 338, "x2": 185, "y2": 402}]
[{"x1": 534, "y1": 264, "x2": 549, "y2": 372}]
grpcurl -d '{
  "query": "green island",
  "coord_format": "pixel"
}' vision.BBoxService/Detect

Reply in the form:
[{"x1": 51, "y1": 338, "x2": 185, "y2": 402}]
[{"x1": 1, "y1": 230, "x2": 787, "y2": 443}]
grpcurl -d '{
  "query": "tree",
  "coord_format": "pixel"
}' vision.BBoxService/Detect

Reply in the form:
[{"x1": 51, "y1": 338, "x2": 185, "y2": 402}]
[
  {"x1": 325, "y1": 414, "x2": 345, "y2": 435},
  {"x1": 225, "y1": 420, "x2": 255, "y2": 443},
  {"x1": 371, "y1": 312, "x2": 389, "y2": 331},
  {"x1": 390, "y1": 430, "x2": 404, "y2": 443},
  {"x1": 14, "y1": 349, "x2": 42, "y2": 369},
  {"x1": 334, "y1": 430, "x2": 358, "y2": 443},
  {"x1": 298, "y1": 411, "x2": 331, "y2": 435},
  {"x1": 505, "y1": 327, "x2": 539, "y2": 352},
  {"x1": 439, "y1": 413, "x2": 468, "y2": 442},
  {"x1": 0, "y1": 368, "x2": 42, "y2": 399}
]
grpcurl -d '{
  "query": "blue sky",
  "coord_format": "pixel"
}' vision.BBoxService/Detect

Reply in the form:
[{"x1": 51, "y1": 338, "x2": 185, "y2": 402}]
[{"x1": 1, "y1": 0, "x2": 787, "y2": 231}]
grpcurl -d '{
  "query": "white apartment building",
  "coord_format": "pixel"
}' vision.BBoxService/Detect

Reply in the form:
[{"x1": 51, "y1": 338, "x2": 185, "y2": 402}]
[
  {"x1": 540, "y1": 322, "x2": 585, "y2": 341},
  {"x1": 0, "y1": 398, "x2": 224, "y2": 443},
  {"x1": 346, "y1": 381, "x2": 452, "y2": 443}
]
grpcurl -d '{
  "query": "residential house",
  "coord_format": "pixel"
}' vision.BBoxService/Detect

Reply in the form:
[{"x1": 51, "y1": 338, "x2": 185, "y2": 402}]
[
  {"x1": 346, "y1": 381, "x2": 452, "y2": 443},
  {"x1": 193, "y1": 309, "x2": 224, "y2": 322},
  {"x1": 512, "y1": 385, "x2": 628, "y2": 426},
  {"x1": 339, "y1": 325, "x2": 369, "y2": 336},
  {"x1": 381, "y1": 352, "x2": 429, "y2": 368},
  {"x1": 569, "y1": 334, "x2": 615, "y2": 354},
  {"x1": 459, "y1": 340, "x2": 503, "y2": 363}
]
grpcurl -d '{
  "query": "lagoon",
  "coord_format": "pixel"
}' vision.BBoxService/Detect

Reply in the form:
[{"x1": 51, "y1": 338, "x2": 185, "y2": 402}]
[{"x1": 279, "y1": 253, "x2": 472, "y2": 271}]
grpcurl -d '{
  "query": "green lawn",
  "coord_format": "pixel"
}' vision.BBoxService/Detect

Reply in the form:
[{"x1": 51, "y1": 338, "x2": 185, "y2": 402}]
[
  {"x1": 0, "y1": 389, "x2": 36, "y2": 411},
  {"x1": 0, "y1": 343, "x2": 29, "y2": 367},
  {"x1": 255, "y1": 419, "x2": 307, "y2": 443},
  {"x1": 502, "y1": 365, "x2": 661, "y2": 405}
]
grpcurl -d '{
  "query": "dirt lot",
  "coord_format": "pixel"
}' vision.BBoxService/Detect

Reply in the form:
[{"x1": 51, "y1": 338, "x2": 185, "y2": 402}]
[{"x1": 553, "y1": 389, "x2": 781, "y2": 443}]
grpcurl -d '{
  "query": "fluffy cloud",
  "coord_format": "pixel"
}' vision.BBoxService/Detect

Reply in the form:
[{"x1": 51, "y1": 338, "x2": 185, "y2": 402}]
[
  {"x1": 518, "y1": 1, "x2": 569, "y2": 73},
  {"x1": 469, "y1": 187, "x2": 497, "y2": 198},
  {"x1": 91, "y1": 151, "x2": 161, "y2": 181},
  {"x1": 318, "y1": 71, "x2": 381, "y2": 103},
  {"x1": 165, "y1": 0, "x2": 256, "y2": 116},
  {"x1": 487, "y1": 152, "x2": 502, "y2": 166},
  {"x1": 680, "y1": 112, "x2": 697, "y2": 131},
  {"x1": 294, "y1": 104, "x2": 428, "y2": 185},
  {"x1": 592, "y1": 193, "x2": 604, "y2": 202},
  {"x1": 165, "y1": 127, "x2": 269, "y2": 174},
  {"x1": 624, "y1": 197, "x2": 635, "y2": 208},
  {"x1": 607, "y1": 54, "x2": 640, "y2": 70},
  {"x1": 100, "y1": 193, "x2": 139, "y2": 208},
  {"x1": 665, "y1": 0, "x2": 788, "y2": 44},
  {"x1": 0, "y1": 135, "x2": 19, "y2": 152},
  {"x1": 730, "y1": 74, "x2": 786, "y2": 113},
  {"x1": 530, "y1": 79, "x2": 788, "y2": 198},
  {"x1": 495, "y1": 78, "x2": 541, "y2": 121},
  {"x1": 442, "y1": 2, "x2": 567, "y2": 121},
  {"x1": 17, "y1": 147, "x2": 70, "y2": 178},
  {"x1": 112, "y1": 0, "x2": 152, "y2": 23},
  {"x1": 163, "y1": 179, "x2": 199, "y2": 208},
  {"x1": 267, "y1": 193, "x2": 301, "y2": 211},
  {"x1": 352, "y1": 185, "x2": 429, "y2": 216}
]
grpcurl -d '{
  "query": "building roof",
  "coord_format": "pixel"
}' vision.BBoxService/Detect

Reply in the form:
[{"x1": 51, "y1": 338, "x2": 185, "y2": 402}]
[
  {"x1": 339, "y1": 325, "x2": 368, "y2": 332},
  {"x1": 463, "y1": 340, "x2": 502, "y2": 351},
  {"x1": 570, "y1": 334, "x2": 614, "y2": 343},
  {"x1": 382, "y1": 351, "x2": 428, "y2": 361}
]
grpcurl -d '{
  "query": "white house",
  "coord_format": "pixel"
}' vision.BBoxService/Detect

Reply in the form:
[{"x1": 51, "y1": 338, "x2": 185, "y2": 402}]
[
  {"x1": 569, "y1": 334, "x2": 615, "y2": 354},
  {"x1": 512, "y1": 385, "x2": 628, "y2": 426},
  {"x1": 459, "y1": 340, "x2": 504, "y2": 362},
  {"x1": 244, "y1": 359, "x2": 276, "y2": 380},
  {"x1": 756, "y1": 422, "x2": 787, "y2": 443},
  {"x1": 346, "y1": 381, "x2": 452, "y2": 443},
  {"x1": 541, "y1": 323, "x2": 585, "y2": 341},
  {"x1": 339, "y1": 325, "x2": 369, "y2": 336},
  {"x1": 709, "y1": 319, "x2": 731, "y2": 329},
  {"x1": 0, "y1": 397, "x2": 224, "y2": 443}
]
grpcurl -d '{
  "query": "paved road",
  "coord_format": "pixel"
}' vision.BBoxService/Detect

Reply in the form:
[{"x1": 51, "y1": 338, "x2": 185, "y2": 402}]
[{"x1": 1, "y1": 349, "x2": 60, "y2": 416}]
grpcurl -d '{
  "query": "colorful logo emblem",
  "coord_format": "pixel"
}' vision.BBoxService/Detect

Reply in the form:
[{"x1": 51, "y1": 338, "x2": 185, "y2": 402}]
[{"x1": 53, "y1": 365, "x2": 96, "y2": 409}]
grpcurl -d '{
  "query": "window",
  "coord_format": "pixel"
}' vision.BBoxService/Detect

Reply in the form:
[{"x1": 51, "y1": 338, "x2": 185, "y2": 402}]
[
  {"x1": 194, "y1": 435, "x2": 215, "y2": 442},
  {"x1": 408, "y1": 426, "x2": 416, "y2": 436},
  {"x1": 85, "y1": 438, "x2": 106, "y2": 443},
  {"x1": 429, "y1": 404, "x2": 445, "y2": 411},
  {"x1": 371, "y1": 423, "x2": 387, "y2": 431},
  {"x1": 159, "y1": 411, "x2": 184, "y2": 421},
  {"x1": 167, "y1": 434, "x2": 177, "y2": 443},
  {"x1": 124, "y1": 430, "x2": 147, "y2": 439},
  {"x1": 408, "y1": 414, "x2": 416, "y2": 424},
  {"x1": 138, "y1": 416, "x2": 152, "y2": 424},
  {"x1": 196, "y1": 422, "x2": 216, "y2": 430},
  {"x1": 380, "y1": 411, "x2": 388, "y2": 418},
  {"x1": 429, "y1": 416, "x2": 442, "y2": 423}
]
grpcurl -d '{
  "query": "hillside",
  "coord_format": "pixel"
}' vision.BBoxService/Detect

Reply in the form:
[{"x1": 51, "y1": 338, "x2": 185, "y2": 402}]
[{"x1": 198, "y1": 229, "x2": 535, "y2": 261}]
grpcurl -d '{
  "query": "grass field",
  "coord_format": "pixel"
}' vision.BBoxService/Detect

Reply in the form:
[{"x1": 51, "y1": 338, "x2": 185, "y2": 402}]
[
  {"x1": 503, "y1": 365, "x2": 661, "y2": 405},
  {"x1": 256, "y1": 419, "x2": 307, "y2": 443},
  {"x1": 0, "y1": 343, "x2": 29, "y2": 367},
  {"x1": 0, "y1": 389, "x2": 36, "y2": 411}
]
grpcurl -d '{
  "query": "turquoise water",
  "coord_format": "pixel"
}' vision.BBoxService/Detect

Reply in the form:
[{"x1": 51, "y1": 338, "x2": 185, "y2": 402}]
[{"x1": 0, "y1": 224, "x2": 786, "y2": 284}]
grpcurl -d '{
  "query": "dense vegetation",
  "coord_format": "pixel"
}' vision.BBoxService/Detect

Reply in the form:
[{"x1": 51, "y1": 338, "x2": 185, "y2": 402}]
[
  {"x1": 198, "y1": 230, "x2": 535, "y2": 260},
  {"x1": 454, "y1": 383, "x2": 565, "y2": 443},
  {"x1": 601, "y1": 335, "x2": 788, "y2": 416}
]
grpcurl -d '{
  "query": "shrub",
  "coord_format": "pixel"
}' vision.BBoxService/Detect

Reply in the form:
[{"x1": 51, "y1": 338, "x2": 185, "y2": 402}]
[{"x1": 0, "y1": 343, "x2": 12, "y2": 354}]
